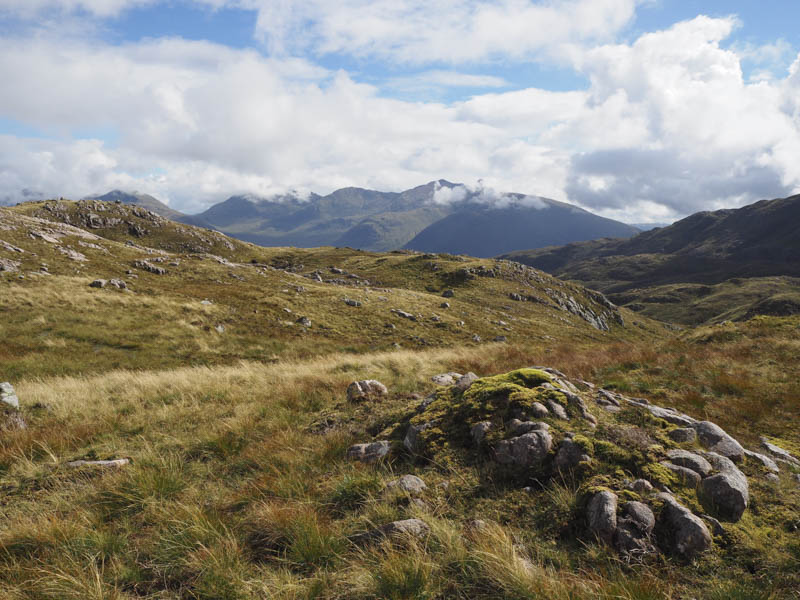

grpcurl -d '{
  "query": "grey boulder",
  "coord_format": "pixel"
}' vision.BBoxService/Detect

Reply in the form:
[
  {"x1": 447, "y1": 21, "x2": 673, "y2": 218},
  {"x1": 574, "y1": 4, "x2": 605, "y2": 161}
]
[
  {"x1": 494, "y1": 430, "x2": 552, "y2": 467},
  {"x1": 656, "y1": 493, "x2": 712, "y2": 559},
  {"x1": 347, "y1": 441, "x2": 391, "y2": 464},
  {"x1": 694, "y1": 421, "x2": 745, "y2": 462},
  {"x1": 347, "y1": 380, "x2": 388, "y2": 402},
  {"x1": 587, "y1": 490, "x2": 617, "y2": 545}
]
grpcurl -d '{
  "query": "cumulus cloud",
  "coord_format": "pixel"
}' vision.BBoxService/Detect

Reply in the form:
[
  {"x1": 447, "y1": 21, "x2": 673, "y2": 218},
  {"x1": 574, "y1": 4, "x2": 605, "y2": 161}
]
[
  {"x1": 249, "y1": 0, "x2": 639, "y2": 64},
  {"x1": 0, "y1": 10, "x2": 799, "y2": 221},
  {"x1": 432, "y1": 180, "x2": 547, "y2": 209}
]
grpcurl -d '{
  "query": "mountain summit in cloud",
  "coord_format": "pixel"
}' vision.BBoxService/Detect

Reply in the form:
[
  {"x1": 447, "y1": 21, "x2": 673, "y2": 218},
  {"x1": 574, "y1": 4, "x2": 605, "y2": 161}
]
[{"x1": 158, "y1": 180, "x2": 638, "y2": 255}]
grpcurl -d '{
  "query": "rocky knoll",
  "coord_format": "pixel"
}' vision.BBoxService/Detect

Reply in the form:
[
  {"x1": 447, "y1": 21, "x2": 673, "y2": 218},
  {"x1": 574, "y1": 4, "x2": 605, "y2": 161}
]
[{"x1": 345, "y1": 367, "x2": 799, "y2": 561}]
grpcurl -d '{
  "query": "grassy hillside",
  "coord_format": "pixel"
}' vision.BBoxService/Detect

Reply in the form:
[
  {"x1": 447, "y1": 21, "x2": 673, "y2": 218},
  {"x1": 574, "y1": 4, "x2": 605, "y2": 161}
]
[
  {"x1": 2, "y1": 199, "x2": 650, "y2": 379},
  {"x1": 500, "y1": 194, "x2": 800, "y2": 325},
  {"x1": 2, "y1": 199, "x2": 799, "y2": 599}
]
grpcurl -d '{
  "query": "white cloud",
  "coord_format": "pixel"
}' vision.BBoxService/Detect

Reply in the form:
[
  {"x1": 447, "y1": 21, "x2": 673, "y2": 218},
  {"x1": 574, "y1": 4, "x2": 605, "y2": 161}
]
[
  {"x1": 1, "y1": 13, "x2": 799, "y2": 222},
  {"x1": 249, "y1": 0, "x2": 639, "y2": 64}
]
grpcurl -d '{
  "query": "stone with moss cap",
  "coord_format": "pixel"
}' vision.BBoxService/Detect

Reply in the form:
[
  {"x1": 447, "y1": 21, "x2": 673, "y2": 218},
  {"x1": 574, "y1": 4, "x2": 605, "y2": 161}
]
[{"x1": 494, "y1": 430, "x2": 552, "y2": 467}]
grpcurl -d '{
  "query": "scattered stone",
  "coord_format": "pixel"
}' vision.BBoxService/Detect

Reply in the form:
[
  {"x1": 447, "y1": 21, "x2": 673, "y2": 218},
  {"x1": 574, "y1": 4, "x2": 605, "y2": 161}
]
[
  {"x1": 66, "y1": 459, "x2": 130, "y2": 468},
  {"x1": 454, "y1": 372, "x2": 479, "y2": 391},
  {"x1": 668, "y1": 428, "x2": 697, "y2": 443},
  {"x1": 471, "y1": 334, "x2": 481, "y2": 342},
  {"x1": 494, "y1": 430, "x2": 552, "y2": 467},
  {"x1": 743, "y1": 449, "x2": 779, "y2": 473},
  {"x1": 656, "y1": 493, "x2": 712, "y2": 559},
  {"x1": 344, "y1": 298, "x2": 362, "y2": 307},
  {"x1": 442, "y1": 289, "x2": 455, "y2": 298},
  {"x1": 391, "y1": 309, "x2": 416, "y2": 321},
  {"x1": 660, "y1": 462, "x2": 701, "y2": 488},
  {"x1": 440, "y1": 302, "x2": 450, "y2": 309},
  {"x1": 296, "y1": 316, "x2": 312, "y2": 327},
  {"x1": 89, "y1": 279, "x2": 107, "y2": 288},
  {"x1": 215, "y1": 324, "x2": 225, "y2": 334},
  {"x1": 529, "y1": 402, "x2": 550, "y2": 418},
  {"x1": 386, "y1": 474, "x2": 427, "y2": 495},
  {"x1": 431, "y1": 372, "x2": 462, "y2": 386},
  {"x1": 666, "y1": 449, "x2": 713, "y2": 477},
  {"x1": 701, "y1": 514, "x2": 726, "y2": 537},
  {"x1": 628, "y1": 399, "x2": 697, "y2": 427},
  {"x1": 694, "y1": 421, "x2": 745, "y2": 463},
  {"x1": 1, "y1": 382, "x2": 20, "y2": 409},
  {"x1": 554, "y1": 438, "x2": 591, "y2": 472},
  {"x1": 615, "y1": 501, "x2": 656, "y2": 557},
  {"x1": 627, "y1": 479, "x2": 654, "y2": 494},
  {"x1": 0, "y1": 257, "x2": 21, "y2": 272},
  {"x1": 404, "y1": 422, "x2": 434, "y2": 453},
  {"x1": 587, "y1": 490, "x2": 618, "y2": 545},
  {"x1": 108, "y1": 279, "x2": 126, "y2": 289},
  {"x1": 493, "y1": 335, "x2": 507, "y2": 342},
  {"x1": 507, "y1": 419, "x2": 549, "y2": 436},
  {"x1": 700, "y1": 452, "x2": 749, "y2": 522},
  {"x1": 471, "y1": 421, "x2": 492, "y2": 445},
  {"x1": 346, "y1": 380, "x2": 388, "y2": 402},
  {"x1": 347, "y1": 441, "x2": 391, "y2": 463},
  {"x1": 759, "y1": 436, "x2": 800, "y2": 466},
  {"x1": 546, "y1": 399, "x2": 568, "y2": 420},
  {"x1": 133, "y1": 260, "x2": 166, "y2": 275},
  {"x1": 352, "y1": 518, "x2": 430, "y2": 545}
]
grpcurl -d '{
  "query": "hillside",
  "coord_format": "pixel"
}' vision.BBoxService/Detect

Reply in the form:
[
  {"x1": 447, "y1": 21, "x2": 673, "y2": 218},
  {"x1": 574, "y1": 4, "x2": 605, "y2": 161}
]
[
  {"x1": 189, "y1": 180, "x2": 638, "y2": 254},
  {"x1": 501, "y1": 194, "x2": 800, "y2": 324},
  {"x1": 2, "y1": 199, "x2": 800, "y2": 599},
  {"x1": 403, "y1": 199, "x2": 639, "y2": 257},
  {"x1": 1, "y1": 198, "x2": 649, "y2": 379}
]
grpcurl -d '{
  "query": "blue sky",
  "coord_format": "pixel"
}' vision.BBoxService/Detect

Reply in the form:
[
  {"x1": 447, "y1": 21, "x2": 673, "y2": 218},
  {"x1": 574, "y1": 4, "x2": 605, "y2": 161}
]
[{"x1": 0, "y1": 0, "x2": 799, "y2": 220}]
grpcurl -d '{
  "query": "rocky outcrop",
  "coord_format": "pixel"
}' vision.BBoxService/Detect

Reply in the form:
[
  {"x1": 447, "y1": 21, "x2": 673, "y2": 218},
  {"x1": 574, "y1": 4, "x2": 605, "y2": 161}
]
[
  {"x1": 351, "y1": 518, "x2": 430, "y2": 545},
  {"x1": 587, "y1": 491, "x2": 617, "y2": 545},
  {"x1": 554, "y1": 438, "x2": 591, "y2": 472},
  {"x1": 494, "y1": 430, "x2": 552, "y2": 467},
  {"x1": 1, "y1": 382, "x2": 19, "y2": 409},
  {"x1": 346, "y1": 441, "x2": 391, "y2": 464},
  {"x1": 346, "y1": 380, "x2": 388, "y2": 402},
  {"x1": 386, "y1": 474, "x2": 427, "y2": 495},
  {"x1": 615, "y1": 501, "x2": 656, "y2": 557},
  {"x1": 656, "y1": 493, "x2": 712, "y2": 559},
  {"x1": 694, "y1": 422, "x2": 745, "y2": 463},
  {"x1": 699, "y1": 452, "x2": 749, "y2": 522}
]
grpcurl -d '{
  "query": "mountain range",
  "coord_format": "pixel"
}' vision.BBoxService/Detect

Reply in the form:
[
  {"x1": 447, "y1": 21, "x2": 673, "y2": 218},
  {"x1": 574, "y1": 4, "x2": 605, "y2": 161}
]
[
  {"x1": 501, "y1": 193, "x2": 800, "y2": 324},
  {"x1": 85, "y1": 181, "x2": 640, "y2": 256}
]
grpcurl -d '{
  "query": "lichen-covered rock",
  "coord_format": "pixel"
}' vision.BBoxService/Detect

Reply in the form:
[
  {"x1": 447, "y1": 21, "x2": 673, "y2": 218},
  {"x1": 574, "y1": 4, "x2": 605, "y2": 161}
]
[
  {"x1": 759, "y1": 436, "x2": 800, "y2": 466},
  {"x1": 404, "y1": 422, "x2": 434, "y2": 453},
  {"x1": 699, "y1": 452, "x2": 749, "y2": 522},
  {"x1": 587, "y1": 490, "x2": 617, "y2": 545},
  {"x1": 89, "y1": 279, "x2": 107, "y2": 288},
  {"x1": 386, "y1": 474, "x2": 427, "y2": 495},
  {"x1": 347, "y1": 441, "x2": 391, "y2": 464},
  {"x1": 1, "y1": 382, "x2": 19, "y2": 409},
  {"x1": 660, "y1": 462, "x2": 701, "y2": 488},
  {"x1": 351, "y1": 518, "x2": 430, "y2": 545},
  {"x1": 454, "y1": 372, "x2": 479, "y2": 391},
  {"x1": 656, "y1": 493, "x2": 712, "y2": 559},
  {"x1": 627, "y1": 479, "x2": 654, "y2": 494},
  {"x1": 432, "y1": 372, "x2": 462, "y2": 386},
  {"x1": 346, "y1": 380, "x2": 388, "y2": 402},
  {"x1": 694, "y1": 421, "x2": 745, "y2": 462},
  {"x1": 743, "y1": 449, "x2": 779, "y2": 473},
  {"x1": 470, "y1": 421, "x2": 492, "y2": 445},
  {"x1": 506, "y1": 419, "x2": 548, "y2": 436},
  {"x1": 554, "y1": 438, "x2": 591, "y2": 472},
  {"x1": 494, "y1": 430, "x2": 552, "y2": 467},
  {"x1": 615, "y1": 501, "x2": 656, "y2": 557},
  {"x1": 666, "y1": 449, "x2": 712, "y2": 477},
  {"x1": 668, "y1": 428, "x2": 697, "y2": 443},
  {"x1": 546, "y1": 399, "x2": 568, "y2": 420}
]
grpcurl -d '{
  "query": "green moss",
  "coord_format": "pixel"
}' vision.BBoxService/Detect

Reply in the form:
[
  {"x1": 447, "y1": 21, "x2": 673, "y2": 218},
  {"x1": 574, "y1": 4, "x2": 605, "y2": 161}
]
[
  {"x1": 572, "y1": 435, "x2": 595, "y2": 456},
  {"x1": 641, "y1": 462, "x2": 678, "y2": 488},
  {"x1": 594, "y1": 440, "x2": 634, "y2": 464}
]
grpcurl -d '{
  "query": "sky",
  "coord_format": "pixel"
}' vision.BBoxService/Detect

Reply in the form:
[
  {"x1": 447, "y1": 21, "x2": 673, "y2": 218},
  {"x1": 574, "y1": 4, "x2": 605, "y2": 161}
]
[{"x1": 0, "y1": 1, "x2": 799, "y2": 221}]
